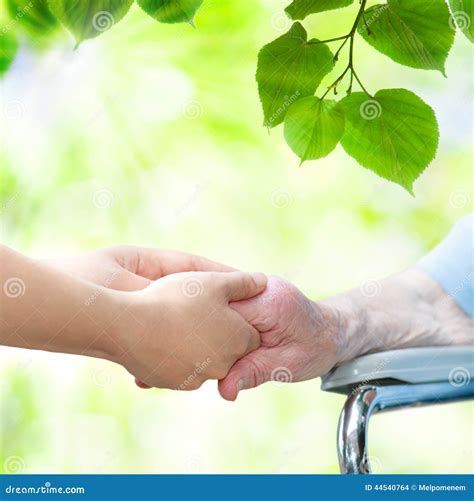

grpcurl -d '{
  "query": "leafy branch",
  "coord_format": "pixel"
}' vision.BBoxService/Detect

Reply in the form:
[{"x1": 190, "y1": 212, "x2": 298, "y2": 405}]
[
  {"x1": 1, "y1": 0, "x2": 473, "y2": 193},
  {"x1": 317, "y1": 0, "x2": 371, "y2": 99},
  {"x1": 257, "y1": 0, "x2": 472, "y2": 193}
]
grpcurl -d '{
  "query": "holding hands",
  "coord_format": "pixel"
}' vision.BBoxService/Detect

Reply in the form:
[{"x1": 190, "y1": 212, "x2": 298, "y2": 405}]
[
  {"x1": 2, "y1": 240, "x2": 471, "y2": 400},
  {"x1": 219, "y1": 276, "x2": 341, "y2": 400},
  {"x1": 44, "y1": 246, "x2": 266, "y2": 390},
  {"x1": 116, "y1": 270, "x2": 265, "y2": 390},
  {"x1": 51, "y1": 246, "x2": 337, "y2": 395}
]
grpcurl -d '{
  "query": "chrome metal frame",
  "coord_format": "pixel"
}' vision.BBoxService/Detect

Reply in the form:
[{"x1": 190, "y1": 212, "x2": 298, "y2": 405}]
[{"x1": 337, "y1": 381, "x2": 474, "y2": 474}]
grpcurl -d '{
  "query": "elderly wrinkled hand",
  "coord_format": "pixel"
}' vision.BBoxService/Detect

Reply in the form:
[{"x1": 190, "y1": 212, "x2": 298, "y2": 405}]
[{"x1": 218, "y1": 276, "x2": 342, "y2": 401}]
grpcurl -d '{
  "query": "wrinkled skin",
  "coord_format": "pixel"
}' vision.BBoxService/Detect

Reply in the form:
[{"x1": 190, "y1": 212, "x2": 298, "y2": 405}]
[{"x1": 218, "y1": 276, "x2": 342, "y2": 401}]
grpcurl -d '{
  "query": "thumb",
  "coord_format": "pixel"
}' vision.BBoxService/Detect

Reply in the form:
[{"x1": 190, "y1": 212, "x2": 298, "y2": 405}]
[
  {"x1": 219, "y1": 271, "x2": 267, "y2": 302},
  {"x1": 218, "y1": 349, "x2": 271, "y2": 401},
  {"x1": 113, "y1": 270, "x2": 151, "y2": 291}
]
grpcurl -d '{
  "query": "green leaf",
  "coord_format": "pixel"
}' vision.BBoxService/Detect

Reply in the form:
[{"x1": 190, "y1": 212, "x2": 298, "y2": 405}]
[
  {"x1": 285, "y1": 0, "x2": 354, "y2": 20},
  {"x1": 256, "y1": 23, "x2": 334, "y2": 128},
  {"x1": 338, "y1": 89, "x2": 439, "y2": 193},
  {"x1": 48, "y1": 0, "x2": 133, "y2": 43},
  {"x1": 284, "y1": 98, "x2": 344, "y2": 162},
  {"x1": 137, "y1": 0, "x2": 204, "y2": 25},
  {"x1": 449, "y1": 0, "x2": 474, "y2": 42},
  {"x1": 6, "y1": 0, "x2": 59, "y2": 37},
  {"x1": 359, "y1": 0, "x2": 454, "y2": 75},
  {"x1": 0, "y1": 31, "x2": 18, "y2": 77}
]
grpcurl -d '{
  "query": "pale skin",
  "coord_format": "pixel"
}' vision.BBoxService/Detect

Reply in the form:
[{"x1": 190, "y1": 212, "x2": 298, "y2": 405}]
[
  {"x1": 0, "y1": 245, "x2": 267, "y2": 390},
  {"x1": 1, "y1": 245, "x2": 472, "y2": 398}
]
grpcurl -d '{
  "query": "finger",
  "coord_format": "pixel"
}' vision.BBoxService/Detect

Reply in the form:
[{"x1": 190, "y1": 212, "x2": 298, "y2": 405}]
[
  {"x1": 218, "y1": 349, "x2": 271, "y2": 401},
  {"x1": 135, "y1": 378, "x2": 152, "y2": 389},
  {"x1": 229, "y1": 297, "x2": 269, "y2": 332},
  {"x1": 217, "y1": 308, "x2": 261, "y2": 361},
  {"x1": 216, "y1": 271, "x2": 267, "y2": 302},
  {"x1": 135, "y1": 248, "x2": 237, "y2": 279},
  {"x1": 111, "y1": 270, "x2": 151, "y2": 291},
  {"x1": 245, "y1": 325, "x2": 261, "y2": 354},
  {"x1": 228, "y1": 309, "x2": 261, "y2": 355}
]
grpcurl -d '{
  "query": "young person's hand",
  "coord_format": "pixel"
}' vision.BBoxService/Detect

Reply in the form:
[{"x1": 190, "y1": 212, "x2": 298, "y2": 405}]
[
  {"x1": 46, "y1": 246, "x2": 235, "y2": 291},
  {"x1": 1, "y1": 245, "x2": 266, "y2": 391},
  {"x1": 115, "y1": 271, "x2": 267, "y2": 390},
  {"x1": 47, "y1": 246, "x2": 244, "y2": 389}
]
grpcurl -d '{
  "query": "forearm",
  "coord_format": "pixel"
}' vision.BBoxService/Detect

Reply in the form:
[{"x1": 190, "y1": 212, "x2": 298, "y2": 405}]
[
  {"x1": 320, "y1": 267, "x2": 474, "y2": 365},
  {"x1": 0, "y1": 245, "x2": 121, "y2": 361}
]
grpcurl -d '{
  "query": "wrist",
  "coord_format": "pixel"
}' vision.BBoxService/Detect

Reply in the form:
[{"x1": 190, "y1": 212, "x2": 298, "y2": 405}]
[
  {"x1": 316, "y1": 295, "x2": 367, "y2": 367},
  {"x1": 79, "y1": 287, "x2": 127, "y2": 363},
  {"x1": 303, "y1": 299, "x2": 353, "y2": 376},
  {"x1": 319, "y1": 274, "x2": 414, "y2": 366},
  {"x1": 106, "y1": 288, "x2": 165, "y2": 372},
  {"x1": 320, "y1": 267, "x2": 474, "y2": 368},
  {"x1": 28, "y1": 258, "x2": 127, "y2": 362}
]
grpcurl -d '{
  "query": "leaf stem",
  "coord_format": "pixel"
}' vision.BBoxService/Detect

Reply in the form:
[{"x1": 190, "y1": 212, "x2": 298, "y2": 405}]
[
  {"x1": 319, "y1": 0, "x2": 372, "y2": 100},
  {"x1": 333, "y1": 36, "x2": 350, "y2": 62},
  {"x1": 307, "y1": 35, "x2": 350, "y2": 45}
]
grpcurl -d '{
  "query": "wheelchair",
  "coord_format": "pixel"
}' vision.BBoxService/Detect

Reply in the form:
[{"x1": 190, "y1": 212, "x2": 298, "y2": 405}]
[{"x1": 321, "y1": 346, "x2": 474, "y2": 473}]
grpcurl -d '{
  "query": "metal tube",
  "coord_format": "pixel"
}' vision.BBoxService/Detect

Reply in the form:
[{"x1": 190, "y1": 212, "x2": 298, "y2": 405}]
[{"x1": 337, "y1": 381, "x2": 474, "y2": 474}]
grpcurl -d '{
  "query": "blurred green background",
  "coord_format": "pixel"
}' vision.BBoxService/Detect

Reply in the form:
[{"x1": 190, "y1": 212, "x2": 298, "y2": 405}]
[{"x1": 1, "y1": 0, "x2": 473, "y2": 474}]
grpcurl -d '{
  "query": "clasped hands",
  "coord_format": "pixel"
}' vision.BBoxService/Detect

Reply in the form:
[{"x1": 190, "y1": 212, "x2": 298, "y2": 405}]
[{"x1": 50, "y1": 246, "x2": 342, "y2": 401}]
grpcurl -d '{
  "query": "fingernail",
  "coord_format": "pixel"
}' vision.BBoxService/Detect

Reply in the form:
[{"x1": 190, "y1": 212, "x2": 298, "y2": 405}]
[
  {"x1": 236, "y1": 378, "x2": 245, "y2": 397},
  {"x1": 250, "y1": 272, "x2": 267, "y2": 288}
]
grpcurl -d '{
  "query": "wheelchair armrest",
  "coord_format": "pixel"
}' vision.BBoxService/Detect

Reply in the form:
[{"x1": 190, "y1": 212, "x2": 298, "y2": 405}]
[
  {"x1": 321, "y1": 346, "x2": 474, "y2": 395},
  {"x1": 321, "y1": 346, "x2": 474, "y2": 473}
]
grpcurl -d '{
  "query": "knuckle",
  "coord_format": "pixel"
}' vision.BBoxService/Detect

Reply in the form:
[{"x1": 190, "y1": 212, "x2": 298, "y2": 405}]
[
  {"x1": 181, "y1": 378, "x2": 204, "y2": 391},
  {"x1": 215, "y1": 368, "x2": 230, "y2": 380},
  {"x1": 109, "y1": 244, "x2": 134, "y2": 257},
  {"x1": 210, "y1": 363, "x2": 230, "y2": 380},
  {"x1": 268, "y1": 275, "x2": 300, "y2": 307},
  {"x1": 241, "y1": 274, "x2": 253, "y2": 292},
  {"x1": 245, "y1": 358, "x2": 267, "y2": 388},
  {"x1": 248, "y1": 330, "x2": 261, "y2": 351},
  {"x1": 241, "y1": 333, "x2": 256, "y2": 354},
  {"x1": 228, "y1": 335, "x2": 249, "y2": 357},
  {"x1": 224, "y1": 271, "x2": 246, "y2": 294},
  {"x1": 190, "y1": 254, "x2": 205, "y2": 272}
]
